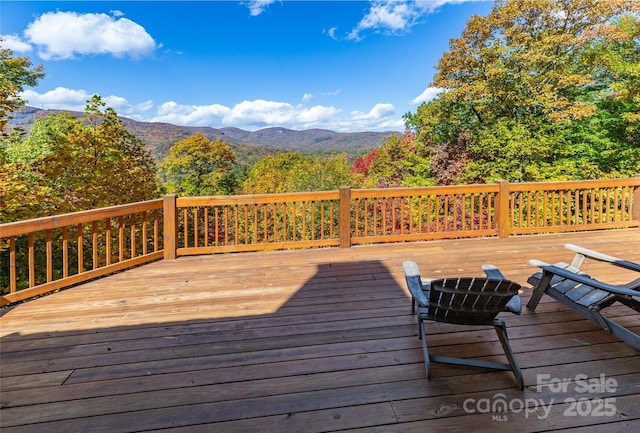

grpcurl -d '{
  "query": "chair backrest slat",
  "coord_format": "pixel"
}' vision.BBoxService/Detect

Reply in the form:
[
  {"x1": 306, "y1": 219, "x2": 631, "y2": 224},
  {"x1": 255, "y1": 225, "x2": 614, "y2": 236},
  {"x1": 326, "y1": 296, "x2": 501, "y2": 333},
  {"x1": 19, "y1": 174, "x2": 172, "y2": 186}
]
[{"x1": 427, "y1": 277, "x2": 520, "y2": 325}]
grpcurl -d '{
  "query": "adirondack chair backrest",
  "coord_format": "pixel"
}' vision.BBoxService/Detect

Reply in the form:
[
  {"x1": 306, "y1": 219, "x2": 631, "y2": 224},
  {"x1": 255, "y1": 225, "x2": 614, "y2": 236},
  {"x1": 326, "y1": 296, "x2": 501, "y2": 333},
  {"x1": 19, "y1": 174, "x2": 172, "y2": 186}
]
[{"x1": 426, "y1": 277, "x2": 521, "y2": 325}]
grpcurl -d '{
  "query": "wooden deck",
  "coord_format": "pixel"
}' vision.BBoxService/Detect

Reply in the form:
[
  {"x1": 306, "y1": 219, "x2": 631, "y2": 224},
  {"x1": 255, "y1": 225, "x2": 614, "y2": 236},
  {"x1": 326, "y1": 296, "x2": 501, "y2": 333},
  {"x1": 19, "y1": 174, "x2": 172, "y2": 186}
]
[{"x1": 1, "y1": 230, "x2": 639, "y2": 432}]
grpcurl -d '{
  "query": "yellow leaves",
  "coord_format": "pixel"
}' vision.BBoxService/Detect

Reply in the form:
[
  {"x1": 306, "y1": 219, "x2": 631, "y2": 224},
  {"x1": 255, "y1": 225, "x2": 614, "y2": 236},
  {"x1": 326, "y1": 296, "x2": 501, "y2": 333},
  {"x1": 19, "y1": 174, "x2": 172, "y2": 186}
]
[
  {"x1": 432, "y1": 0, "x2": 639, "y2": 127},
  {"x1": 548, "y1": 101, "x2": 597, "y2": 123},
  {"x1": 159, "y1": 133, "x2": 237, "y2": 196}
]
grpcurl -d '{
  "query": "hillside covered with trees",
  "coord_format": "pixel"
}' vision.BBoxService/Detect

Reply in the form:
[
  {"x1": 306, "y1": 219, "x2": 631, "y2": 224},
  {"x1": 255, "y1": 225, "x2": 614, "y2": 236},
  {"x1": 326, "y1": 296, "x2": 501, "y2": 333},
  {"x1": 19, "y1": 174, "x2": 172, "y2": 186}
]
[{"x1": 2, "y1": 0, "x2": 639, "y2": 226}]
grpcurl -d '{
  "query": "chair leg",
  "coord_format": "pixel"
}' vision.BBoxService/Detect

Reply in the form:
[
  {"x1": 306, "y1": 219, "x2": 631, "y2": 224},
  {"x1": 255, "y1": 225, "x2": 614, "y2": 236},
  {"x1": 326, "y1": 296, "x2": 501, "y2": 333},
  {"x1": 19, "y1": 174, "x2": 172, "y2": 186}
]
[
  {"x1": 493, "y1": 320, "x2": 524, "y2": 390},
  {"x1": 526, "y1": 271, "x2": 553, "y2": 311},
  {"x1": 418, "y1": 317, "x2": 431, "y2": 379}
]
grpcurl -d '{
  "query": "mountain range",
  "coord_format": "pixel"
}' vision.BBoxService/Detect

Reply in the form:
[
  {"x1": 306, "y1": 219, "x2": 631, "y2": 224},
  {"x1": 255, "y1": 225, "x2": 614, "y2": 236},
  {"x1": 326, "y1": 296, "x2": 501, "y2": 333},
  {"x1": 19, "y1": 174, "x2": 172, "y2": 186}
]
[{"x1": 10, "y1": 107, "x2": 397, "y2": 163}]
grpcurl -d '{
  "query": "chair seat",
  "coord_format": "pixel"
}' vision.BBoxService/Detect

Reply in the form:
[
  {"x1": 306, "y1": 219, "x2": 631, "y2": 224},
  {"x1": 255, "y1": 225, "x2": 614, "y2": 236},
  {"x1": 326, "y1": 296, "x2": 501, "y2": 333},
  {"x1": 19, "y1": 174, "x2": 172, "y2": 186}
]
[{"x1": 527, "y1": 244, "x2": 640, "y2": 351}]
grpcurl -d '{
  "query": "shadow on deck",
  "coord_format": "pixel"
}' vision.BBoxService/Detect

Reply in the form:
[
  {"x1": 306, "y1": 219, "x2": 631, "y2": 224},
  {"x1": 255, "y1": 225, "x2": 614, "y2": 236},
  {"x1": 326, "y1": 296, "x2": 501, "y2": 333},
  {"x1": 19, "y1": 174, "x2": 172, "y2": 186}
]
[{"x1": 1, "y1": 229, "x2": 640, "y2": 432}]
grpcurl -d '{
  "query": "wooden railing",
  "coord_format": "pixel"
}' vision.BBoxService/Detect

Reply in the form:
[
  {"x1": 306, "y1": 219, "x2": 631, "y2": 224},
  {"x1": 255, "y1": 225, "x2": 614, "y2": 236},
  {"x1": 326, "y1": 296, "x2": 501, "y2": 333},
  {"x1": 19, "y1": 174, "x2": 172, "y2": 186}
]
[
  {"x1": 2, "y1": 178, "x2": 639, "y2": 304},
  {"x1": 507, "y1": 179, "x2": 640, "y2": 235},
  {"x1": 165, "y1": 191, "x2": 341, "y2": 257},
  {"x1": 0, "y1": 199, "x2": 164, "y2": 305},
  {"x1": 350, "y1": 184, "x2": 499, "y2": 244}
]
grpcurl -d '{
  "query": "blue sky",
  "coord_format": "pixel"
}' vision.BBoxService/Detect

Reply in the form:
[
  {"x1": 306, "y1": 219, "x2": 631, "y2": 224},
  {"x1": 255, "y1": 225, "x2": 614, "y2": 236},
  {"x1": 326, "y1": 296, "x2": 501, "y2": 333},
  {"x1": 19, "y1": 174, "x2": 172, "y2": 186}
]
[{"x1": 1, "y1": 1, "x2": 494, "y2": 132}]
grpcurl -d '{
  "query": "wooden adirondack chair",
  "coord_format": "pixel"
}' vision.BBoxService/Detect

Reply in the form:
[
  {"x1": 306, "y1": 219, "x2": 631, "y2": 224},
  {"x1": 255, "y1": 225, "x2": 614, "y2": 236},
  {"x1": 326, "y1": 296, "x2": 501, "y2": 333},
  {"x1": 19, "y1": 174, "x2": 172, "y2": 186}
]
[
  {"x1": 527, "y1": 244, "x2": 640, "y2": 351},
  {"x1": 402, "y1": 261, "x2": 524, "y2": 390}
]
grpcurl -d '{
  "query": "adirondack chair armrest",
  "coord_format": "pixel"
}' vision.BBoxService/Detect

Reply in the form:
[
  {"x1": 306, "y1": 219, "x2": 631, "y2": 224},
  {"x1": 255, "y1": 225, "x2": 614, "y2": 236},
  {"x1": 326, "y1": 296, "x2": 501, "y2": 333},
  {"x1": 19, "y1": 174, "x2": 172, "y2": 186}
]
[
  {"x1": 481, "y1": 264, "x2": 505, "y2": 279},
  {"x1": 564, "y1": 244, "x2": 640, "y2": 273},
  {"x1": 402, "y1": 261, "x2": 429, "y2": 307},
  {"x1": 481, "y1": 264, "x2": 521, "y2": 314},
  {"x1": 529, "y1": 259, "x2": 640, "y2": 298}
]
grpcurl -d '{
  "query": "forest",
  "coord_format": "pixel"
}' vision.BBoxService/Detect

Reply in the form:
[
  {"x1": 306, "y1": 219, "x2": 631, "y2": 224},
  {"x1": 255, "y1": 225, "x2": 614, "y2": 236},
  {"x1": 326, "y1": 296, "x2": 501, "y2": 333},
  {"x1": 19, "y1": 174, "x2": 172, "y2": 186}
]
[{"x1": 1, "y1": 0, "x2": 639, "y2": 226}]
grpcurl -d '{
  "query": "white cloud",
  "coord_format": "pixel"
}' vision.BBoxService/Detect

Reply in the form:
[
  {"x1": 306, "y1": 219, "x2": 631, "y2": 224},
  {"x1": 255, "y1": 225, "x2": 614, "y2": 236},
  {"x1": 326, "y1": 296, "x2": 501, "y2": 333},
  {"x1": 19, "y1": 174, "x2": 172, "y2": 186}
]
[
  {"x1": 150, "y1": 99, "x2": 401, "y2": 132},
  {"x1": 346, "y1": 0, "x2": 478, "y2": 41},
  {"x1": 103, "y1": 96, "x2": 154, "y2": 117},
  {"x1": 21, "y1": 88, "x2": 403, "y2": 132},
  {"x1": 0, "y1": 34, "x2": 32, "y2": 52},
  {"x1": 21, "y1": 87, "x2": 92, "y2": 111},
  {"x1": 23, "y1": 11, "x2": 156, "y2": 60},
  {"x1": 153, "y1": 101, "x2": 231, "y2": 126},
  {"x1": 349, "y1": 103, "x2": 404, "y2": 130},
  {"x1": 324, "y1": 27, "x2": 338, "y2": 40},
  {"x1": 246, "y1": 0, "x2": 278, "y2": 16},
  {"x1": 351, "y1": 103, "x2": 396, "y2": 121},
  {"x1": 411, "y1": 86, "x2": 446, "y2": 104},
  {"x1": 20, "y1": 87, "x2": 153, "y2": 117},
  {"x1": 222, "y1": 99, "x2": 341, "y2": 130},
  {"x1": 301, "y1": 89, "x2": 341, "y2": 103}
]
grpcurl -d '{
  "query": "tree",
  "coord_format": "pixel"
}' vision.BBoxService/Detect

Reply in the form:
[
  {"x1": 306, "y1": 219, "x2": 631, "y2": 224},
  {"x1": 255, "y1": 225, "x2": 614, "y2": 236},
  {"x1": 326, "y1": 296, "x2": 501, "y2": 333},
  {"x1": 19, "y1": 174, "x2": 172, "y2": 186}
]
[
  {"x1": 0, "y1": 40, "x2": 44, "y2": 134},
  {"x1": 159, "y1": 133, "x2": 237, "y2": 196},
  {"x1": 243, "y1": 152, "x2": 358, "y2": 194},
  {"x1": 3, "y1": 96, "x2": 159, "y2": 219},
  {"x1": 0, "y1": 43, "x2": 46, "y2": 222},
  {"x1": 352, "y1": 131, "x2": 432, "y2": 187},
  {"x1": 287, "y1": 154, "x2": 355, "y2": 192},
  {"x1": 406, "y1": 0, "x2": 640, "y2": 183}
]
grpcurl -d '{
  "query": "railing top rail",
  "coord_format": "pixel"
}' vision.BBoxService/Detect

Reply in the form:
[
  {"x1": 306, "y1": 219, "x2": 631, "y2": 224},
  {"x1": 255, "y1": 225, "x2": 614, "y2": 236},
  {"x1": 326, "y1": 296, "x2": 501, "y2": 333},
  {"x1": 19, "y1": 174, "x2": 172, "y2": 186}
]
[
  {"x1": 0, "y1": 198, "x2": 164, "y2": 238},
  {"x1": 351, "y1": 184, "x2": 500, "y2": 199},
  {"x1": 507, "y1": 177, "x2": 640, "y2": 192},
  {"x1": 177, "y1": 190, "x2": 340, "y2": 206}
]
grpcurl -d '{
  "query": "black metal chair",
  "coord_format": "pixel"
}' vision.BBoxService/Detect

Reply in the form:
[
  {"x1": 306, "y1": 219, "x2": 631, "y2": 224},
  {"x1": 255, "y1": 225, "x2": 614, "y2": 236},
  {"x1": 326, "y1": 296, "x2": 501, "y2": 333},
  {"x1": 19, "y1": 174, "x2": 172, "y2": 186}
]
[
  {"x1": 402, "y1": 261, "x2": 524, "y2": 390},
  {"x1": 527, "y1": 244, "x2": 640, "y2": 351}
]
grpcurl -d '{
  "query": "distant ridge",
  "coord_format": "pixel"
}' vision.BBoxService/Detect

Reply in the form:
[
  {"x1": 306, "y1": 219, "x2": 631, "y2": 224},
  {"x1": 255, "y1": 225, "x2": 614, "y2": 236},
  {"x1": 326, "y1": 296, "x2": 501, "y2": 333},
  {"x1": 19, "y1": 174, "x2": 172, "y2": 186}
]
[{"x1": 11, "y1": 107, "x2": 397, "y2": 160}]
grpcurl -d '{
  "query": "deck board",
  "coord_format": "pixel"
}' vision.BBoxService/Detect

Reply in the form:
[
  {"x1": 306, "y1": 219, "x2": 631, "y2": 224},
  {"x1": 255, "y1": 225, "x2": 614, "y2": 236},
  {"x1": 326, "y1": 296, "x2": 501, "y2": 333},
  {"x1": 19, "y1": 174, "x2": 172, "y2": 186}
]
[{"x1": 1, "y1": 229, "x2": 640, "y2": 432}]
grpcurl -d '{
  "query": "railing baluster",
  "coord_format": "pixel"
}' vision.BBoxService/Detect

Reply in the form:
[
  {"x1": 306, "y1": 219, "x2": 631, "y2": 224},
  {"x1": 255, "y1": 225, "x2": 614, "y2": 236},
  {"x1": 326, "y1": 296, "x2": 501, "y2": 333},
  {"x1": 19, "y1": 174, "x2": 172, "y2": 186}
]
[
  {"x1": 130, "y1": 213, "x2": 137, "y2": 258},
  {"x1": 9, "y1": 236, "x2": 16, "y2": 293},
  {"x1": 292, "y1": 202, "x2": 297, "y2": 241},
  {"x1": 204, "y1": 207, "x2": 209, "y2": 247},
  {"x1": 460, "y1": 194, "x2": 466, "y2": 231},
  {"x1": 193, "y1": 208, "x2": 198, "y2": 248},
  {"x1": 154, "y1": 210, "x2": 159, "y2": 252},
  {"x1": 244, "y1": 204, "x2": 249, "y2": 244},
  {"x1": 410, "y1": 195, "x2": 414, "y2": 232},
  {"x1": 354, "y1": 198, "x2": 360, "y2": 237},
  {"x1": 28, "y1": 233, "x2": 35, "y2": 287},
  {"x1": 452, "y1": 195, "x2": 458, "y2": 231},
  {"x1": 234, "y1": 205, "x2": 239, "y2": 245},
  {"x1": 224, "y1": 206, "x2": 229, "y2": 245},
  {"x1": 77, "y1": 223, "x2": 84, "y2": 273},
  {"x1": 143, "y1": 211, "x2": 148, "y2": 255},
  {"x1": 46, "y1": 229, "x2": 52, "y2": 282},
  {"x1": 329, "y1": 201, "x2": 334, "y2": 239},
  {"x1": 106, "y1": 218, "x2": 112, "y2": 265},
  {"x1": 542, "y1": 191, "x2": 548, "y2": 227},
  {"x1": 262, "y1": 204, "x2": 267, "y2": 243},
  {"x1": 118, "y1": 217, "x2": 124, "y2": 262},
  {"x1": 182, "y1": 208, "x2": 189, "y2": 249},
  {"x1": 301, "y1": 202, "x2": 307, "y2": 241},
  {"x1": 93, "y1": 221, "x2": 98, "y2": 270},
  {"x1": 62, "y1": 227, "x2": 68, "y2": 278}
]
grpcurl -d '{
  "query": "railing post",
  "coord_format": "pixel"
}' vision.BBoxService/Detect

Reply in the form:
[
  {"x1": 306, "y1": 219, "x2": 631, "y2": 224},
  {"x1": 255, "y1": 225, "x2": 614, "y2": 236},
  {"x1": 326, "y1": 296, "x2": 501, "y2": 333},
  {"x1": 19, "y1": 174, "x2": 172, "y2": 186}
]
[
  {"x1": 634, "y1": 175, "x2": 640, "y2": 222},
  {"x1": 495, "y1": 180, "x2": 510, "y2": 238},
  {"x1": 339, "y1": 186, "x2": 352, "y2": 248},
  {"x1": 163, "y1": 194, "x2": 178, "y2": 260}
]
